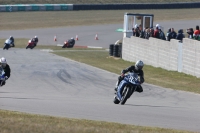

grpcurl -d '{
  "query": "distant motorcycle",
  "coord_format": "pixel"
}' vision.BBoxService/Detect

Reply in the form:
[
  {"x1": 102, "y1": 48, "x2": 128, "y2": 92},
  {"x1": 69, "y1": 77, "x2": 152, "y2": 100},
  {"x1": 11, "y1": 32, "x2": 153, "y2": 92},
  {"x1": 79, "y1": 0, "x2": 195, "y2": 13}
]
[
  {"x1": 26, "y1": 39, "x2": 37, "y2": 49},
  {"x1": 3, "y1": 39, "x2": 14, "y2": 50},
  {"x1": 0, "y1": 67, "x2": 6, "y2": 87},
  {"x1": 113, "y1": 72, "x2": 141, "y2": 105},
  {"x1": 62, "y1": 38, "x2": 75, "y2": 48}
]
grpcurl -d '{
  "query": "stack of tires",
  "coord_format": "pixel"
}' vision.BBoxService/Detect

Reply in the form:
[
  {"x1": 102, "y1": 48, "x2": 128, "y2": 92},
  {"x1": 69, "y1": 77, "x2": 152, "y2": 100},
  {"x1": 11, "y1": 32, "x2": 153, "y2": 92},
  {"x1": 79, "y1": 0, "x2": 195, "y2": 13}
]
[
  {"x1": 113, "y1": 44, "x2": 119, "y2": 57},
  {"x1": 109, "y1": 44, "x2": 122, "y2": 58},
  {"x1": 118, "y1": 44, "x2": 122, "y2": 58},
  {"x1": 109, "y1": 44, "x2": 114, "y2": 56}
]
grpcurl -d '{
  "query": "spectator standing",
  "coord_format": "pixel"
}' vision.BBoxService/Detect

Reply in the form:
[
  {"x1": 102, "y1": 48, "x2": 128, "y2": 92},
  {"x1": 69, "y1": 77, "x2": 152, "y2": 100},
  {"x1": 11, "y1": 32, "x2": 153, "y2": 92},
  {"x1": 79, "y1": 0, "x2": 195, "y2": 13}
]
[
  {"x1": 193, "y1": 25, "x2": 200, "y2": 40},
  {"x1": 176, "y1": 29, "x2": 185, "y2": 42},
  {"x1": 139, "y1": 24, "x2": 145, "y2": 38},
  {"x1": 134, "y1": 24, "x2": 140, "y2": 37},
  {"x1": 166, "y1": 28, "x2": 172, "y2": 41},
  {"x1": 158, "y1": 27, "x2": 166, "y2": 40},
  {"x1": 132, "y1": 28, "x2": 135, "y2": 36},
  {"x1": 186, "y1": 28, "x2": 194, "y2": 39},
  {"x1": 149, "y1": 28, "x2": 154, "y2": 37},
  {"x1": 144, "y1": 27, "x2": 150, "y2": 39},
  {"x1": 154, "y1": 24, "x2": 160, "y2": 39},
  {"x1": 171, "y1": 28, "x2": 177, "y2": 39}
]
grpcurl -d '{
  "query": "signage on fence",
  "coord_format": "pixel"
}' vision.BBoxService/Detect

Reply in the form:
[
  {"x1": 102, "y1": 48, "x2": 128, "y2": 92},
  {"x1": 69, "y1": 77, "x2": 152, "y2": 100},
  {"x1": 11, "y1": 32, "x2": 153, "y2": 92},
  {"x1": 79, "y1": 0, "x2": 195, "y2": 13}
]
[
  {"x1": 18, "y1": 6, "x2": 26, "y2": 11},
  {"x1": 61, "y1": 5, "x2": 68, "y2": 10},
  {"x1": 32, "y1": 5, "x2": 39, "y2": 11},
  {"x1": 6, "y1": 6, "x2": 12, "y2": 12},
  {"x1": 45, "y1": 4, "x2": 54, "y2": 11}
]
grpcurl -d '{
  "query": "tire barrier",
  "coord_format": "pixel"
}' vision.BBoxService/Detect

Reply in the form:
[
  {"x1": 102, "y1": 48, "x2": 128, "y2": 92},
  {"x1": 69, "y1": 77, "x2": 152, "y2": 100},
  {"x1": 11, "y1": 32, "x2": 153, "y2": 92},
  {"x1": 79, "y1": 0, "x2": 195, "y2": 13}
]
[
  {"x1": 109, "y1": 44, "x2": 114, "y2": 56},
  {"x1": 118, "y1": 44, "x2": 122, "y2": 58},
  {"x1": 113, "y1": 44, "x2": 119, "y2": 57},
  {"x1": 0, "y1": 4, "x2": 73, "y2": 12}
]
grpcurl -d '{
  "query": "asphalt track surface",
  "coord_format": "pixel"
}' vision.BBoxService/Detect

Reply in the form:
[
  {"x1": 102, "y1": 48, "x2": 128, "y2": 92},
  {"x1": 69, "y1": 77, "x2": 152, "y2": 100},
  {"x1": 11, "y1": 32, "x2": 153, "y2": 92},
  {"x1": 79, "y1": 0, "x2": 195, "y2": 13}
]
[{"x1": 0, "y1": 20, "x2": 200, "y2": 132}]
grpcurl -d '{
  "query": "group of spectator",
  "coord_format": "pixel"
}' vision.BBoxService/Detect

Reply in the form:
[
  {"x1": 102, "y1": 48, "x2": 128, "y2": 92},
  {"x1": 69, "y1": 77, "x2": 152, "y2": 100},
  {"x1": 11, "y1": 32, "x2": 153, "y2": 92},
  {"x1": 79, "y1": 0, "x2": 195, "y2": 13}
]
[
  {"x1": 132, "y1": 24, "x2": 200, "y2": 42},
  {"x1": 132, "y1": 24, "x2": 170, "y2": 41},
  {"x1": 186, "y1": 25, "x2": 200, "y2": 40}
]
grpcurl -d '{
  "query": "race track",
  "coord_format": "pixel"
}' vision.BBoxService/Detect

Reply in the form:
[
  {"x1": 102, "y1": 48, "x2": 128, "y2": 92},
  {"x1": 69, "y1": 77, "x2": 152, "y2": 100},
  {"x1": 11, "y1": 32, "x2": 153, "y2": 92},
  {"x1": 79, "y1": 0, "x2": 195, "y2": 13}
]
[
  {"x1": 0, "y1": 20, "x2": 200, "y2": 132},
  {"x1": 0, "y1": 19, "x2": 200, "y2": 48}
]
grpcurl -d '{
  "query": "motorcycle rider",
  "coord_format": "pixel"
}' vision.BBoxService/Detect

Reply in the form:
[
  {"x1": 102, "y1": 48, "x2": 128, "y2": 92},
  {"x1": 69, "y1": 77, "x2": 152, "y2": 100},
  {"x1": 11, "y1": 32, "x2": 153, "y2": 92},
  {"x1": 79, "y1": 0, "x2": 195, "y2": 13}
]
[
  {"x1": 115, "y1": 60, "x2": 144, "y2": 93},
  {"x1": 63, "y1": 37, "x2": 75, "y2": 48},
  {"x1": 68, "y1": 37, "x2": 75, "y2": 47},
  {"x1": 31, "y1": 36, "x2": 39, "y2": 46},
  {"x1": 0, "y1": 57, "x2": 11, "y2": 86},
  {"x1": 9, "y1": 36, "x2": 15, "y2": 47}
]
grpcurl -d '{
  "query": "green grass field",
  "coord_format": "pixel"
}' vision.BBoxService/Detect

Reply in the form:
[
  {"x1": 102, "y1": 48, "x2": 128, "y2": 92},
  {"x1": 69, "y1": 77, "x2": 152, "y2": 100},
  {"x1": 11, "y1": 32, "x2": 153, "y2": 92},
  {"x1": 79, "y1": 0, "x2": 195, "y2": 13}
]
[{"x1": 0, "y1": 110, "x2": 193, "y2": 133}]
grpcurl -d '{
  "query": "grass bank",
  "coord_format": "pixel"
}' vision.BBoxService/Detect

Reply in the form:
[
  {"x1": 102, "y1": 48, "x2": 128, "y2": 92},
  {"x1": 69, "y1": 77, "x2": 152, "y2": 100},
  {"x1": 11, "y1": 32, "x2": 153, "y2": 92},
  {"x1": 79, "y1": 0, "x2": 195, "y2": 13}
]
[
  {"x1": 0, "y1": 110, "x2": 194, "y2": 133},
  {"x1": 1, "y1": 9, "x2": 200, "y2": 30}
]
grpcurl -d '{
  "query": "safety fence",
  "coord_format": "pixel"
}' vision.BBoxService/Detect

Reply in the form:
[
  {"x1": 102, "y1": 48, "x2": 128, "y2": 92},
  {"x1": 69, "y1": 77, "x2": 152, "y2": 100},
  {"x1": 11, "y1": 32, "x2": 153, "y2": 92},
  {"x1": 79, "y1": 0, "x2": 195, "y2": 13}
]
[
  {"x1": 1, "y1": 2, "x2": 200, "y2": 12},
  {"x1": 0, "y1": 4, "x2": 73, "y2": 12}
]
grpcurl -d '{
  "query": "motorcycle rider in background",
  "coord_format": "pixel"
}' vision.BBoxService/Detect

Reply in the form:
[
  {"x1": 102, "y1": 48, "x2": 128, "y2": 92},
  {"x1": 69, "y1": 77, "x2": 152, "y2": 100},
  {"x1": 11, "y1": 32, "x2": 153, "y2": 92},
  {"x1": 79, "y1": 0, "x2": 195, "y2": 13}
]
[
  {"x1": 63, "y1": 37, "x2": 75, "y2": 48},
  {"x1": 31, "y1": 36, "x2": 39, "y2": 46},
  {"x1": 68, "y1": 37, "x2": 75, "y2": 46},
  {"x1": 0, "y1": 57, "x2": 11, "y2": 86},
  {"x1": 9, "y1": 36, "x2": 15, "y2": 47},
  {"x1": 115, "y1": 60, "x2": 145, "y2": 94}
]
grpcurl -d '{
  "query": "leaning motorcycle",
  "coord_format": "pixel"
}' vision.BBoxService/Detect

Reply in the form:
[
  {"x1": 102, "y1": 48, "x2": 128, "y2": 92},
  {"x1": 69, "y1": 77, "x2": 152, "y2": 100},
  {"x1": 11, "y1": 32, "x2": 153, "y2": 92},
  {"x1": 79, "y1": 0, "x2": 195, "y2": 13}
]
[
  {"x1": 0, "y1": 67, "x2": 6, "y2": 87},
  {"x1": 3, "y1": 39, "x2": 12, "y2": 50},
  {"x1": 26, "y1": 39, "x2": 36, "y2": 49},
  {"x1": 113, "y1": 72, "x2": 140, "y2": 105},
  {"x1": 62, "y1": 39, "x2": 75, "y2": 48}
]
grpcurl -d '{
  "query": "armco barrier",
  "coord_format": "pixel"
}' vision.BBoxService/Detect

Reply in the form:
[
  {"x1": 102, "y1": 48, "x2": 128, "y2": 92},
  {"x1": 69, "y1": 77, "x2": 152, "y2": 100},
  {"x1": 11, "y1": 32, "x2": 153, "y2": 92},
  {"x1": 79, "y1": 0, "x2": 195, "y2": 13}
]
[
  {"x1": 0, "y1": 4, "x2": 73, "y2": 12},
  {"x1": 1, "y1": 2, "x2": 200, "y2": 12}
]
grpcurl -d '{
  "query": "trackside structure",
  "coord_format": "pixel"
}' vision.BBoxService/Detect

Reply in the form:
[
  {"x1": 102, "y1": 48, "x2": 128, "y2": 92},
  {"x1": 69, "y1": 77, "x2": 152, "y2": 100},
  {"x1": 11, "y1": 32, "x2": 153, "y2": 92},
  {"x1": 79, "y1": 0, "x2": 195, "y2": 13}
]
[
  {"x1": 123, "y1": 13, "x2": 154, "y2": 38},
  {"x1": 123, "y1": 37, "x2": 200, "y2": 77},
  {"x1": 122, "y1": 13, "x2": 200, "y2": 78}
]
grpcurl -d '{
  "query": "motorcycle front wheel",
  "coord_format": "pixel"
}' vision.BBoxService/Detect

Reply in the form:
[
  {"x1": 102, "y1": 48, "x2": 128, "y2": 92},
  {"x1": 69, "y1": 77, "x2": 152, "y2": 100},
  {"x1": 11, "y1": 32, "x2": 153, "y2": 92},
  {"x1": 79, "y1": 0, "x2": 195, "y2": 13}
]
[
  {"x1": 120, "y1": 86, "x2": 131, "y2": 105},
  {"x1": 113, "y1": 96, "x2": 120, "y2": 104}
]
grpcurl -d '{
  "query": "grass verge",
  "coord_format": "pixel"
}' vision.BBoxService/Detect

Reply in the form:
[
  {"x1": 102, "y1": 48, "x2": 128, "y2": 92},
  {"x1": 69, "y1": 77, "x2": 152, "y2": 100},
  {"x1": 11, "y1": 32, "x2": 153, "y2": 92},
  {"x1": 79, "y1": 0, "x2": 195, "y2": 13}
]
[
  {"x1": 1, "y1": 9, "x2": 200, "y2": 30},
  {"x1": 0, "y1": 110, "x2": 194, "y2": 133}
]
